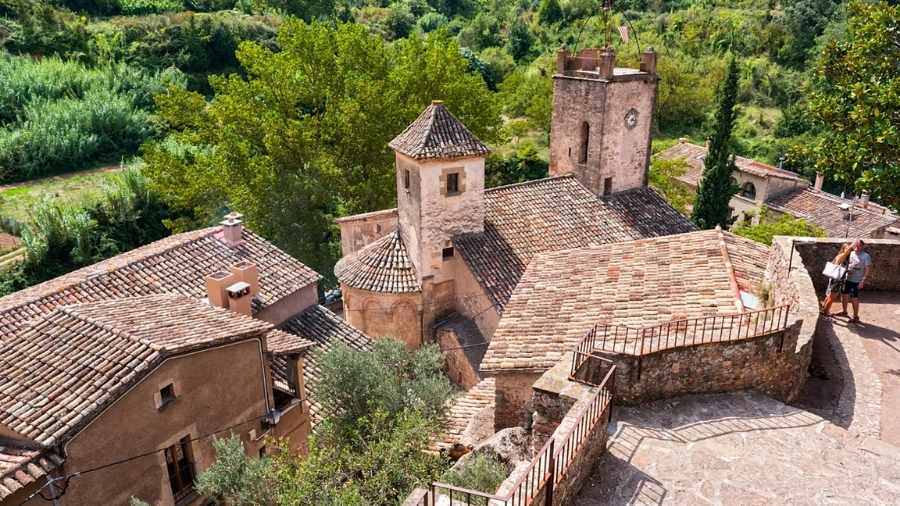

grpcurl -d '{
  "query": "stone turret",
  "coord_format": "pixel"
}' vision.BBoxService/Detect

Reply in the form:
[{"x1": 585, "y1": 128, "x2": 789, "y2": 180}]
[{"x1": 389, "y1": 100, "x2": 490, "y2": 283}]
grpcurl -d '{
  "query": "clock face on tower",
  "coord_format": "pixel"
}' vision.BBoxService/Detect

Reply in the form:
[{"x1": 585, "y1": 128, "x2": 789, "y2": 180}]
[{"x1": 624, "y1": 108, "x2": 639, "y2": 130}]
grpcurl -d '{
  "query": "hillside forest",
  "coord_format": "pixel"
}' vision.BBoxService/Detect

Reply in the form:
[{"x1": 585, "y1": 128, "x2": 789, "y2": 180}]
[{"x1": 0, "y1": 0, "x2": 897, "y2": 292}]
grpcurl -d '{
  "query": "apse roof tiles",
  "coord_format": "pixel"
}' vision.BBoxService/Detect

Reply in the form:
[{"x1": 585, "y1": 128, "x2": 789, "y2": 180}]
[{"x1": 334, "y1": 230, "x2": 421, "y2": 293}]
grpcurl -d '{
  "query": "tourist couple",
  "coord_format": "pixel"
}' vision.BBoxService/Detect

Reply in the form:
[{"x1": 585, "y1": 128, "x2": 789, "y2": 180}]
[{"x1": 821, "y1": 239, "x2": 872, "y2": 323}]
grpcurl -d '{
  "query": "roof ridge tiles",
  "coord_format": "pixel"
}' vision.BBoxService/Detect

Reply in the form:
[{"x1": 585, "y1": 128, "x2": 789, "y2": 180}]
[{"x1": 484, "y1": 174, "x2": 577, "y2": 194}]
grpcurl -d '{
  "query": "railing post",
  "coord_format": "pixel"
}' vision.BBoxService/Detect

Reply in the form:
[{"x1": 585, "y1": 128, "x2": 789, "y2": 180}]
[{"x1": 546, "y1": 439, "x2": 555, "y2": 505}]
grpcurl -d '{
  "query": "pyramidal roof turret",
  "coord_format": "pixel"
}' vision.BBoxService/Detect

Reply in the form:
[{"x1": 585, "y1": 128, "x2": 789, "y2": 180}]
[{"x1": 389, "y1": 100, "x2": 490, "y2": 160}]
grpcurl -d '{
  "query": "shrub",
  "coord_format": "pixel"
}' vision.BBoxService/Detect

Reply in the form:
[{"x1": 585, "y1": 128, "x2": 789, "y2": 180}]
[
  {"x1": 440, "y1": 453, "x2": 509, "y2": 504},
  {"x1": 732, "y1": 207, "x2": 825, "y2": 245}
]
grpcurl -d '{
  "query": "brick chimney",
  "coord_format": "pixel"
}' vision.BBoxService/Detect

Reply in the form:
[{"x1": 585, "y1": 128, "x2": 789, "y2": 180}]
[
  {"x1": 598, "y1": 47, "x2": 615, "y2": 79},
  {"x1": 639, "y1": 47, "x2": 657, "y2": 75},
  {"x1": 860, "y1": 192, "x2": 870, "y2": 209},
  {"x1": 226, "y1": 281, "x2": 252, "y2": 316},
  {"x1": 221, "y1": 212, "x2": 244, "y2": 247},
  {"x1": 205, "y1": 270, "x2": 231, "y2": 309},
  {"x1": 814, "y1": 172, "x2": 825, "y2": 191},
  {"x1": 230, "y1": 261, "x2": 260, "y2": 299}
]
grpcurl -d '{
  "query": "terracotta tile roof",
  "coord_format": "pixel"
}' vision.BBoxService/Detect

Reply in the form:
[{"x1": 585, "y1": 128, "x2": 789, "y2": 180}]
[
  {"x1": 430, "y1": 377, "x2": 495, "y2": 453},
  {"x1": 0, "y1": 227, "x2": 320, "y2": 336},
  {"x1": 389, "y1": 102, "x2": 490, "y2": 160},
  {"x1": 656, "y1": 142, "x2": 806, "y2": 187},
  {"x1": 453, "y1": 176, "x2": 695, "y2": 310},
  {"x1": 0, "y1": 445, "x2": 63, "y2": 501},
  {"x1": 766, "y1": 187, "x2": 898, "y2": 238},
  {"x1": 279, "y1": 305, "x2": 373, "y2": 425},
  {"x1": 0, "y1": 295, "x2": 272, "y2": 447},
  {"x1": 334, "y1": 231, "x2": 421, "y2": 293},
  {"x1": 481, "y1": 230, "x2": 765, "y2": 372},
  {"x1": 721, "y1": 232, "x2": 770, "y2": 292},
  {"x1": 265, "y1": 329, "x2": 316, "y2": 355}
]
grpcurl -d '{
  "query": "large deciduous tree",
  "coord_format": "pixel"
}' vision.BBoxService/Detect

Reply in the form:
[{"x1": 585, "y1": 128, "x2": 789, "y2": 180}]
[
  {"x1": 692, "y1": 56, "x2": 740, "y2": 229},
  {"x1": 801, "y1": 0, "x2": 899, "y2": 211},
  {"x1": 143, "y1": 21, "x2": 500, "y2": 279}
]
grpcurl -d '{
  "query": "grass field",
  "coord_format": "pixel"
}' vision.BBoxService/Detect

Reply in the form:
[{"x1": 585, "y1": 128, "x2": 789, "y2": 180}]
[{"x1": 0, "y1": 164, "x2": 122, "y2": 223}]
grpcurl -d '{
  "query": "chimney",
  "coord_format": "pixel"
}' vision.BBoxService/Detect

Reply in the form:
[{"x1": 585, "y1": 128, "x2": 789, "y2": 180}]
[
  {"x1": 226, "y1": 281, "x2": 252, "y2": 316},
  {"x1": 814, "y1": 172, "x2": 825, "y2": 191},
  {"x1": 639, "y1": 47, "x2": 657, "y2": 75},
  {"x1": 230, "y1": 261, "x2": 259, "y2": 299},
  {"x1": 205, "y1": 270, "x2": 231, "y2": 309},
  {"x1": 599, "y1": 47, "x2": 616, "y2": 79},
  {"x1": 221, "y1": 212, "x2": 244, "y2": 247},
  {"x1": 860, "y1": 192, "x2": 870, "y2": 209}
]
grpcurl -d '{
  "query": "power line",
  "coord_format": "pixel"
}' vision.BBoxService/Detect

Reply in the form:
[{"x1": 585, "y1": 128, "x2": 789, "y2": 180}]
[{"x1": 18, "y1": 413, "x2": 271, "y2": 506}]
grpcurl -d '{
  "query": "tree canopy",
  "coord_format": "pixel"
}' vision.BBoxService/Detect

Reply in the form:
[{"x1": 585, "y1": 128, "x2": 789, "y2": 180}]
[
  {"x1": 143, "y1": 20, "x2": 500, "y2": 279},
  {"x1": 798, "y1": 0, "x2": 899, "y2": 211}
]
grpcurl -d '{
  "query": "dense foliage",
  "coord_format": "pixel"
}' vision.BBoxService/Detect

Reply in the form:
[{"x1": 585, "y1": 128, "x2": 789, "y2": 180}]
[
  {"x1": 732, "y1": 207, "x2": 825, "y2": 245},
  {"x1": 195, "y1": 341, "x2": 455, "y2": 506},
  {"x1": 0, "y1": 55, "x2": 180, "y2": 182},
  {"x1": 0, "y1": 168, "x2": 178, "y2": 294},
  {"x1": 692, "y1": 55, "x2": 740, "y2": 229},
  {"x1": 440, "y1": 452, "x2": 509, "y2": 503}
]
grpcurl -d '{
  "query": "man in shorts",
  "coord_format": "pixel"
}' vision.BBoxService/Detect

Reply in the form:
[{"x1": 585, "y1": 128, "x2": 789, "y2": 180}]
[{"x1": 840, "y1": 239, "x2": 872, "y2": 323}]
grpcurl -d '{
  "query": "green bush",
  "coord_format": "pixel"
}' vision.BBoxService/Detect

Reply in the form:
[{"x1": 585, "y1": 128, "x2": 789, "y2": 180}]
[
  {"x1": 440, "y1": 453, "x2": 508, "y2": 505},
  {"x1": 0, "y1": 55, "x2": 181, "y2": 182},
  {"x1": 117, "y1": 0, "x2": 184, "y2": 15}
]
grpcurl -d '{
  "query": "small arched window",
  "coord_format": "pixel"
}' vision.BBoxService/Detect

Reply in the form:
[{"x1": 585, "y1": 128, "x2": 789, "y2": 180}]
[
  {"x1": 741, "y1": 182, "x2": 757, "y2": 200},
  {"x1": 579, "y1": 121, "x2": 590, "y2": 164}
]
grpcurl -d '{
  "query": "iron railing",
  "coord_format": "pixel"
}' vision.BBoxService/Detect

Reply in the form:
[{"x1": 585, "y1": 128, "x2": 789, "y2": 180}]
[
  {"x1": 419, "y1": 366, "x2": 616, "y2": 506},
  {"x1": 571, "y1": 304, "x2": 792, "y2": 376}
]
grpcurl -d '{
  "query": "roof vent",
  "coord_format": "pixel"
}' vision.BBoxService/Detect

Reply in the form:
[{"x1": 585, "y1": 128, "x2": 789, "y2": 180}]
[{"x1": 221, "y1": 212, "x2": 244, "y2": 247}]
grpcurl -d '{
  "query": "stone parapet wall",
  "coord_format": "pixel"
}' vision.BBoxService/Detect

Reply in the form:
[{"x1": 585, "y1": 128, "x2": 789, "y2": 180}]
[
  {"x1": 786, "y1": 236, "x2": 900, "y2": 292},
  {"x1": 490, "y1": 370, "x2": 543, "y2": 431},
  {"x1": 596, "y1": 326, "x2": 810, "y2": 405}
]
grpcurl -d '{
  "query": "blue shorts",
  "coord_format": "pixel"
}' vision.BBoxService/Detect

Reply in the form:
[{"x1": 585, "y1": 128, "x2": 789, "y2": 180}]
[{"x1": 841, "y1": 281, "x2": 860, "y2": 298}]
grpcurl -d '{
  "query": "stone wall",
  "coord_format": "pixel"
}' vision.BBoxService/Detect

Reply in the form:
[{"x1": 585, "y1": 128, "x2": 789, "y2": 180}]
[
  {"x1": 341, "y1": 285, "x2": 423, "y2": 348},
  {"x1": 436, "y1": 324, "x2": 481, "y2": 389},
  {"x1": 335, "y1": 208, "x2": 398, "y2": 257},
  {"x1": 596, "y1": 324, "x2": 810, "y2": 405},
  {"x1": 788, "y1": 237, "x2": 900, "y2": 293},
  {"x1": 490, "y1": 370, "x2": 543, "y2": 431}
]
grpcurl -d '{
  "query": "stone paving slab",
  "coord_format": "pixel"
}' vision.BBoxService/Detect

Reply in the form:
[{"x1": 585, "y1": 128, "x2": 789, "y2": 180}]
[{"x1": 575, "y1": 391, "x2": 900, "y2": 505}]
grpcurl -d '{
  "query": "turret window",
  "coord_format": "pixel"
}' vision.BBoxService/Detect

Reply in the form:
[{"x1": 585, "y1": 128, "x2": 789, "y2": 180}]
[
  {"x1": 403, "y1": 169, "x2": 410, "y2": 190},
  {"x1": 447, "y1": 173, "x2": 459, "y2": 194}
]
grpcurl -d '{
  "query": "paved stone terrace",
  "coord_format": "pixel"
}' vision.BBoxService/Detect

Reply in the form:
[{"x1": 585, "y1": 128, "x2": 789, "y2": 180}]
[
  {"x1": 853, "y1": 291, "x2": 900, "y2": 445},
  {"x1": 575, "y1": 391, "x2": 900, "y2": 505}
]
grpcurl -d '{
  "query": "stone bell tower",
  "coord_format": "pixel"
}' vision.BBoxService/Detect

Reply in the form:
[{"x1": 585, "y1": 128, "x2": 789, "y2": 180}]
[
  {"x1": 549, "y1": 47, "x2": 658, "y2": 196},
  {"x1": 389, "y1": 100, "x2": 490, "y2": 282}
]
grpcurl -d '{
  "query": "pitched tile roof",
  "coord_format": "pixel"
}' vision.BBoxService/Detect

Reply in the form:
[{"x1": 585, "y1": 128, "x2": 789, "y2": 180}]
[
  {"x1": 389, "y1": 101, "x2": 490, "y2": 160},
  {"x1": 0, "y1": 226, "x2": 320, "y2": 336},
  {"x1": 453, "y1": 176, "x2": 696, "y2": 310},
  {"x1": 278, "y1": 305, "x2": 373, "y2": 425},
  {"x1": 265, "y1": 329, "x2": 316, "y2": 355},
  {"x1": 0, "y1": 295, "x2": 273, "y2": 447},
  {"x1": 656, "y1": 141, "x2": 807, "y2": 187},
  {"x1": 0, "y1": 445, "x2": 63, "y2": 501},
  {"x1": 481, "y1": 230, "x2": 766, "y2": 372},
  {"x1": 430, "y1": 377, "x2": 495, "y2": 453},
  {"x1": 334, "y1": 230, "x2": 421, "y2": 293},
  {"x1": 766, "y1": 187, "x2": 899, "y2": 238}
]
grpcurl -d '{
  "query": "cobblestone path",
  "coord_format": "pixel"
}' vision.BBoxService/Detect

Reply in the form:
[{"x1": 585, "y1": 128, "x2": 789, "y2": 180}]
[{"x1": 575, "y1": 391, "x2": 900, "y2": 505}]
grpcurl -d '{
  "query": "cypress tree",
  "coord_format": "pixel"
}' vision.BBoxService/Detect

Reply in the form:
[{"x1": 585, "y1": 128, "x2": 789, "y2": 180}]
[
  {"x1": 692, "y1": 55, "x2": 741, "y2": 229},
  {"x1": 537, "y1": 0, "x2": 563, "y2": 25}
]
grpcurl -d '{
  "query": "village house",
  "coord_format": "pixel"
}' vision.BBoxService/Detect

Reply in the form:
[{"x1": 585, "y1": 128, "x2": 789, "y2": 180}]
[
  {"x1": 0, "y1": 218, "x2": 370, "y2": 506},
  {"x1": 656, "y1": 140, "x2": 900, "y2": 238}
]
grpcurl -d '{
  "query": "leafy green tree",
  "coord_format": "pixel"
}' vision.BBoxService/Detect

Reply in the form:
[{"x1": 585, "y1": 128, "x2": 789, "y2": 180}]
[
  {"x1": 507, "y1": 18, "x2": 533, "y2": 62},
  {"x1": 485, "y1": 144, "x2": 547, "y2": 187},
  {"x1": 315, "y1": 340, "x2": 453, "y2": 434},
  {"x1": 145, "y1": 21, "x2": 499, "y2": 279},
  {"x1": 440, "y1": 452, "x2": 508, "y2": 503},
  {"x1": 537, "y1": 0, "x2": 562, "y2": 25},
  {"x1": 196, "y1": 435, "x2": 275, "y2": 506},
  {"x1": 732, "y1": 207, "x2": 825, "y2": 246},
  {"x1": 778, "y1": 0, "x2": 841, "y2": 66},
  {"x1": 692, "y1": 56, "x2": 740, "y2": 229},
  {"x1": 648, "y1": 157, "x2": 694, "y2": 216},
  {"x1": 800, "y1": 0, "x2": 899, "y2": 211},
  {"x1": 253, "y1": 0, "x2": 335, "y2": 21}
]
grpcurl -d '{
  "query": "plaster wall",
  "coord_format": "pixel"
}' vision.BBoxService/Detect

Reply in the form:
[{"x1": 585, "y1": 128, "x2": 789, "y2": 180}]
[
  {"x1": 449, "y1": 252, "x2": 500, "y2": 340},
  {"x1": 59, "y1": 339, "x2": 282, "y2": 506},
  {"x1": 335, "y1": 208, "x2": 398, "y2": 256},
  {"x1": 436, "y1": 326, "x2": 481, "y2": 389},
  {"x1": 489, "y1": 370, "x2": 543, "y2": 431},
  {"x1": 396, "y1": 153, "x2": 485, "y2": 281},
  {"x1": 341, "y1": 284, "x2": 423, "y2": 348},
  {"x1": 257, "y1": 282, "x2": 318, "y2": 326}
]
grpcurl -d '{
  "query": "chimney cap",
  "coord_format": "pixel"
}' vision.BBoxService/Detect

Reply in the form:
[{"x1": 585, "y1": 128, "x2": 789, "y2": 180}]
[
  {"x1": 226, "y1": 281, "x2": 251, "y2": 298},
  {"x1": 431, "y1": 100, "x2": 444, "y2": 106}
]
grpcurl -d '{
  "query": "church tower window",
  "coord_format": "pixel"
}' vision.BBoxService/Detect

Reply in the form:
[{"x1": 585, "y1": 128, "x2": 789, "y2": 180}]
[{"x1": 579, "y1": 122, "x2": 590, "y2": 164}]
